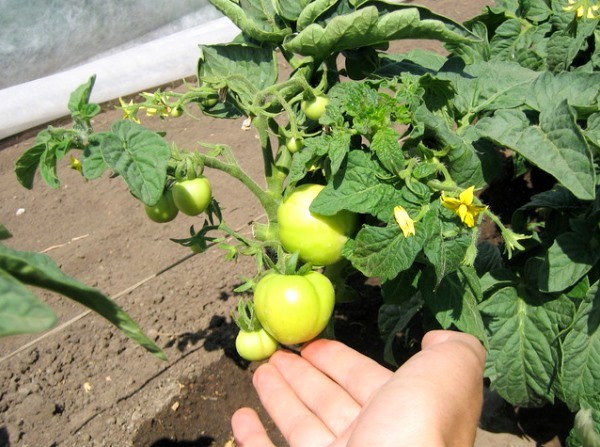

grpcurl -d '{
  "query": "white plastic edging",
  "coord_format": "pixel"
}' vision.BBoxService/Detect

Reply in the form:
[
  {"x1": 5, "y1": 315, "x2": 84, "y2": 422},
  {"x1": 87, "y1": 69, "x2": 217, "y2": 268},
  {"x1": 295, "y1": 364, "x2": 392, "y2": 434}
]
[{"x1": 0, "y1": 17, "x2": 239, "y2": 141}]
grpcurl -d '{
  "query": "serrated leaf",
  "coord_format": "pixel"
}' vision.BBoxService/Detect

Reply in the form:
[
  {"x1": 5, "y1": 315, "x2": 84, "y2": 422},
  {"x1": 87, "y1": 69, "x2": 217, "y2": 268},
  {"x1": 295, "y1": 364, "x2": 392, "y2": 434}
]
[
  {"x1": 343, "y1": 222, "x2": 426, "y2": 281},
  {"x1": 480, "y1": 282, "x2": 575, "y2": 407},
  {"x1": 378, "y1": 294, "x2": 423, "y2": 365},
  {"x1": 420, "y1": 266, "x2": 487, "y2": 343},
  {"x1": 0, "y1": 269, "x2": 57, "y2": 337},
  {"x1": 289, "y1": 131, "x2": 351, "y2": 182},
  {"x1": 310, "y1": 150, "x2": 404, "y2": 221},
  {"x1": 198, "y1": 43, "x2": 278, "y2": 110},
  {"x1": 415, "y1": 106, "x2": 485, "y2": 187},
  {"x1": 488, "y1": 19, "x2": 550, "y2": 71},
  {"x1": 422, "y1": 207, "x2": 472, "y2": 281},
  {"x1": 546, "y1": 20, "x2": 597, "y2": 74},
  {"x1": 97, "y1": 121, "x2": 170, "y2": 206},
  {"x1": 560, "y1": 282, "x2": 600, "y2": 410},
  {"x1": 284, "y1": 5, "x2": 475, "y2": 61},
  {"x1": 0, "y1": 244, "x2": 165, "y2": 360},
  {"x1": 476, "y1": 102, "x2": 596, "y2": 200},
  {"x1": 528, "y1": 71, "x2": 600, "y2": 115},
  {"x1": 539, "y1": 230, "x2": 600, "y2": 293},
  {"x1": 371, "y1": 127, "x2": 403, "y2": 174},
  {"x1": 440, "y1": 60, "x2": 540, "y2": 115}
]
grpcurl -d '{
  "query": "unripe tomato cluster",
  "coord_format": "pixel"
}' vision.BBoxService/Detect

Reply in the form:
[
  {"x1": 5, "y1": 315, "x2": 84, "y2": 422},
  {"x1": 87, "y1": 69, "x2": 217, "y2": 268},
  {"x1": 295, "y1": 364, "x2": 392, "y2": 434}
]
[
  {"x1": 144, "y1": 177, "x2": 212, "y2": 223},
  {"x1": 235, "y1": 270, "x2": 335, "y2": 362},
  {"x1": 235, "y1": 182, "x2": 359, "y2": 362}
]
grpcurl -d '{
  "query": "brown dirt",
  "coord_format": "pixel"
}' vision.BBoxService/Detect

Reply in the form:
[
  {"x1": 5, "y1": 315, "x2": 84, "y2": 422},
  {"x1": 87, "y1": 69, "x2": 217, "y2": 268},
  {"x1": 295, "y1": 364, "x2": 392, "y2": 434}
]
[{"x1": 0, "y1": 2, "x2": 567, "y2": 446}]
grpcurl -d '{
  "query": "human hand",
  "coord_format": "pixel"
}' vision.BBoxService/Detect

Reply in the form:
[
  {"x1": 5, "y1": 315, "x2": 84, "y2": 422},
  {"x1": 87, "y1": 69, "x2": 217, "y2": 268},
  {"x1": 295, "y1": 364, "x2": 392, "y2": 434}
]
[{"x1": 231, "y1": 330, "x2": 486, "y2": 447}]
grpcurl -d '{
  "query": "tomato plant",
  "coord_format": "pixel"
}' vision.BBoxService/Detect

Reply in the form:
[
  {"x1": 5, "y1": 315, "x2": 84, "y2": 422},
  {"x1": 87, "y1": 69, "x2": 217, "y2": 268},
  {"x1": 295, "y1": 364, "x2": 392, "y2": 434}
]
[
  {"x1": 254, "y1": 271, "x2": 335, "y2": 345},
  {"x1": 301, "y1": 95, "x2": 329, "y2": 121},
  {"x1": 144, "y1": 189, "x2": 179, "y2": 223},
  {"x1": 235, "y1": 328, "x2": 278, "y2": 362},
  {"x1": 278, "y1": 184, "x2": 358, "y2": 266},
  {"x1": 11, "y1": 0, "x2": 600, "y2": 441},
  {"x1": 172, "y1": 177, "x2": 212, "y2": 216}
]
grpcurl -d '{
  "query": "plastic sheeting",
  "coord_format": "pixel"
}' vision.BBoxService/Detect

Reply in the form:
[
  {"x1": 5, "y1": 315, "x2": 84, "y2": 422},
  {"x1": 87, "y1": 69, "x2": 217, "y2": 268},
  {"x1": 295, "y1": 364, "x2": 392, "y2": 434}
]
[{"x1": 0, "y1": 2, "x2": 239, "y2": 140}]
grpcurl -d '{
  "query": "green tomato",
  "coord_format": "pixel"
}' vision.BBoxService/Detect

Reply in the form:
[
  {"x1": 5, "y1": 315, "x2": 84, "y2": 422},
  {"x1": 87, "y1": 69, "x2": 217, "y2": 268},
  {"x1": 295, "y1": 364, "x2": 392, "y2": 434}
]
[
  {"x1": 235, "y1": 328, "x2": 278, "y2": 361},
  {"x1": 301, "y1": 95, "x2": 329, "y2": 121},
  {"x1": 144, "y1": 189, "x2": 179, "y2": 223},
  {"x1": 278, "y1": 183, "x2": 358, "y2": 266},
  {"x1": 286, "y1": 136, "x2": 304, "y2": 153},
  {"x1": 172, "y1": 177, "x2": 212, "y2": 216},
  {"x1": 170, "y1": 106, "x2": 183, "y2": 117},
  {"x1": 254, "y1": 271, "x2": 335, "y2": 345}
]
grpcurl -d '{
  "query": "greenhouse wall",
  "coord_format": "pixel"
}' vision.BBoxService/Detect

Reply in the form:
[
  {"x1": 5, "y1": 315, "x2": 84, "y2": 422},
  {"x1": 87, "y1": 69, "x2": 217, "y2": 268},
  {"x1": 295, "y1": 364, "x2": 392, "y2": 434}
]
[{"x1": 0, "y1": 0, "x2": 238, "y2": 139}]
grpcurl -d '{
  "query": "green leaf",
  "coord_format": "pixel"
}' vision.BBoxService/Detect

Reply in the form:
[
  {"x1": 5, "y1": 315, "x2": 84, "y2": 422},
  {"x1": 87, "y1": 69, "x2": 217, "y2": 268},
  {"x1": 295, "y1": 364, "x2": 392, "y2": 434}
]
[
  {"x1": 343, "y1": 223, "x2": 427, "y2": 281},
  {"x1": 476, "y1": 102, "x2": 596, "y2": 200},
  {"x1": 82, "y1": 137, "x2": 109, "y2": 180},
  {"x1": 284, "y1": 5, "x2": 475, "y2": 61},
  {"x1": 488, "y1": 19, "x2": 550, "y2": 70},
  {"x1": 0, "y1": 224, "x2": 11, "y2": 240},
  {"x1": 539, "y1": 229, "x2": 600, "y2": 293},
  {"x1": 14, "y1": 143, "x2": 46, "y2": 189},
  {"x1": 371, "y1": 127, "x2": 403, "y2": 173},
  {"x1": 528, "y1": 71, "x2": 600, "y2": 116},
  {"x1": 440, "y1": 60, "x2": 540, "y2": 116},
  {"x1": 546, "y1": 20, "x2": 597, "y2": 74},
  {"x1": 420, "y1": 266, "x2": 488, "y2": 343},
  {"x1": 0, "y1": 269, "x2": 57, "y2": 337},
  {"x1": 0, "y1": 244, "x2": 166, "y2": 360},
  {"x1": 310, "y1": 150, "x2": 405, "y2": 221},
  {"x1": 198, "y1": 43, "x2": 278, "y2": 110},
  {"x1": 518, "y1": 185, "x2": 584, "y2": 212},
  {"x1": 378, "y1": 294, "x2": 423, "y2": 365},
  {"x1": 415, "y1": 106, "x2": 485, "y2": 187},
  {"x1": 560, "y1": 282, "x2": 600, "y2": 410},
  {"x1": 97, "y1": 121, "x2": 170, "y2": 206},
  {"x1": 208, "y1": 0, "x2": 291, "y2": 42},
  {"x1": 480, "y1": 276, "x2": 575, "y2": 407},
  {"x1": 296, "y1": 0, "x2": 340, "y2": 31},
  {"x1": 68, "y1": 75, "x2": 100, "y2": 125},
  {"x1": 274, "y1": 0, "x2": 310, "y2": 21},
  {"x1": 474, "y1": 242, "x2": 504, "y2": 276},
  {"x1": 289, "y1": 131, "x2": 351, "y2": 182},
  {"x1": 422, "y1": 206, "x2": 473, "y2": 281}
]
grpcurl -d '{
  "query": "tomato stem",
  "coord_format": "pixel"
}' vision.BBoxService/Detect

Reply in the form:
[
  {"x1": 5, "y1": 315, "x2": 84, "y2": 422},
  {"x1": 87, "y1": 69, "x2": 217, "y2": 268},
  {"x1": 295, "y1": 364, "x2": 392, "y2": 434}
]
[{"x1": 199, "y1": 150, "x2": 279, "y2": 220}]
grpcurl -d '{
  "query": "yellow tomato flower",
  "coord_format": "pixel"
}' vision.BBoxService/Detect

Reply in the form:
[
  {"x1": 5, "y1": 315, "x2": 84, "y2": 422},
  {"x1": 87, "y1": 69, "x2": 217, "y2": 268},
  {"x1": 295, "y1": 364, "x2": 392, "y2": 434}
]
[
  {"x1": 440, "y1": 186, "x2": 487, "y2": 228},
  {"x1": 393, "y1": 206, "x2": 416, "y2": 237},
  {"x1": 118, "y1": 98, "x2": 140, "y2": 123},
  {"x1": 69, "y1": 155, "x2": 83, "y2": 173},
  {"x1": 563, "y1": 0, "x2": 599, "y2": 18}
]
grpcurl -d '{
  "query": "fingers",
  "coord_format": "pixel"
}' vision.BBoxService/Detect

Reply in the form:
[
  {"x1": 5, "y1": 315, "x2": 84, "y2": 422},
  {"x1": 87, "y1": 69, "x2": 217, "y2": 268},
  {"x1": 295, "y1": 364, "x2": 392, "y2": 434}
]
[
  {"x1": 421, "y1": 329, "x2": 486, "y2": 368},
  {"x1": 300, "y1": 338, "x2": 393, "y2": 405},
  {"x1": 231, "y1": 408, "x2": 276, "y2": 447},
  {"x1": 252, "y1": 359, "x2": 337, "y2": 447},
  {"x1": 268, "y1": 349, "x2": 362, "y2": 436}
]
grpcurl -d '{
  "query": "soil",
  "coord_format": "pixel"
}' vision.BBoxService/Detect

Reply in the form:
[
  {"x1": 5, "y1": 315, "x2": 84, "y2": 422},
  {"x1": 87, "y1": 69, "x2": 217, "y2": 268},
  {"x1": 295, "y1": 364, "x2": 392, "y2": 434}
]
[{"x1": 0, "y1": 2, "x2": 571, "y2": 446}]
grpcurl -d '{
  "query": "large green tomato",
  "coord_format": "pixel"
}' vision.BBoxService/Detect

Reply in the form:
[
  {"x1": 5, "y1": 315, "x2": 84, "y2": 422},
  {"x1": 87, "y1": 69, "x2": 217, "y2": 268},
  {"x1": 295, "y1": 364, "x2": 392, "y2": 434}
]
[
  {"x1": 235, "y1": 328, "x2": 278, "y2": 361},
  {"x1": 172, "y1": 177, "x2": 212, "y2": 216},
  {"x1": 144, "y1": 189, "x2": 179, "y2": 223},
  {"x1": 254, "y1": 271, "x2": 335, "y2": 345},
  {"x1": 278, "y1": 184, "x2": 358, "y2": 266},
  {"x1": 301, "y1": 95, "x2": 329, "y2": 121}
]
